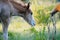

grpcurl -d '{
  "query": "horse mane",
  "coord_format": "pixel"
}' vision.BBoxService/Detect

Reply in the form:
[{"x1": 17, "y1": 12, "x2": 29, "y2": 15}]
[
  {"x1": 0, "y1": 0, "x2": 9, "y2": 2},
  {"x1": 10, "y1": 0, "x2": 27, "y2": 13}
]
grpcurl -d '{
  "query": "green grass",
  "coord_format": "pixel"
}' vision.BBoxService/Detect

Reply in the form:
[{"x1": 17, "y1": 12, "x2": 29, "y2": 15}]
[
  {"x1": 0, "y1": 29, "x2": 60, "y2": 40},
  {"x1": 0, "y1": 29, "x2": 47, "y2": 40},
  {"x1": 0, "y1": 18, "x2": 60, "y2": 40}
]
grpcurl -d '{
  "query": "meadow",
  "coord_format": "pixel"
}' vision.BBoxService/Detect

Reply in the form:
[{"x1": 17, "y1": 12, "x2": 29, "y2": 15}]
[{"x1": 0, "y1": 0, "x2": 60, "y2": 40}]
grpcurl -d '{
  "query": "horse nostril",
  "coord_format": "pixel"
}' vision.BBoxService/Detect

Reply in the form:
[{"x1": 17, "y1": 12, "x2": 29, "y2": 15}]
[
  {"x1": 33, "y1": 23, "x2": 35, "y2": 26},
  {"x1": 31, "y1": 21, "x2": 35, "y2": 26}
]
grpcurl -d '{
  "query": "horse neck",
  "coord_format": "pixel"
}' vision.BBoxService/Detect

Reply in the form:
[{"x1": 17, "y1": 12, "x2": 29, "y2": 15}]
[
  {"x1": 12, "y1": 8, "x2": 24, "y2": 17},
  {"x1": 10, "y1": 0, "x2": 27, "y2": 13}
]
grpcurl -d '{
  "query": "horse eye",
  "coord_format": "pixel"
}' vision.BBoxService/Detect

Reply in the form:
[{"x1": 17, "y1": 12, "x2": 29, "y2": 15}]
[{"x1": 31, "y1": 12, "x2": 33, "y2": 15}]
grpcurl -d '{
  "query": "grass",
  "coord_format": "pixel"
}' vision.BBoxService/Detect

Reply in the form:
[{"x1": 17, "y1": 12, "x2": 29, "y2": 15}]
[
  {"x1": 0, "y1": 17, "x2": 60, "y2": 40},
  {"x1": 0, "y1": 27, "x2": 60, "y2": 40}
]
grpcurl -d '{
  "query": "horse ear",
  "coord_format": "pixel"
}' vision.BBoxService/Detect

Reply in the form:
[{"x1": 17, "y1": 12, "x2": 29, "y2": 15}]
[{"x1": 26, "y1": 2, "x2": 30, "y2": 9}]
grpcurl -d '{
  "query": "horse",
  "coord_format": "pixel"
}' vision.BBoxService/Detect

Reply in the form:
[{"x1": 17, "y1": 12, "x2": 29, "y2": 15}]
[
  {"x1": 0, "y1": 0, "x2": 35, "y2": 40},
  {"x1": 51, "y1": 3, "x2": 60, "y2": 16},
  {"x1": 10, "y1": 0, "x2": 35, "y2": 26},
  {"x1": 50, "y1": 3, "x2": 60, "y2": 40}
]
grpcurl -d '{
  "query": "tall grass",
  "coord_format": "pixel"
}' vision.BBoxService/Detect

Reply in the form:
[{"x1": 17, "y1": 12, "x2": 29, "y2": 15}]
[{"x1": 30, "y1": 0, "x2": 55, "y2": 25}]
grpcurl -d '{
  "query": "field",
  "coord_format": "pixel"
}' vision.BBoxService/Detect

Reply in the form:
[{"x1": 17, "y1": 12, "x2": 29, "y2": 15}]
[
  {"x1": 0, "y1": 17, "x2": 60, "y2": 40},
  {"x1": 0, "y1": 0, "x2": 60, "y2": 40}
]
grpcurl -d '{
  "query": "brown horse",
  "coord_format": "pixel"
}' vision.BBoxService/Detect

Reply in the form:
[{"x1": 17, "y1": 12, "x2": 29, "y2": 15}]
[
  {"x1": 50, "y1": 3, "x2": 60, "y2": 40},
  {"x1": 0, "y1": 0, "x2": 35, "y2": 40},
  {"x1": 51, "y1": 3, "x2": 60, "y2": 16}
]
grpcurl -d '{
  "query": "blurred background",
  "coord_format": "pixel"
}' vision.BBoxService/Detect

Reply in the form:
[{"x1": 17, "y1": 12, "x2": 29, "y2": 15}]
[{"x1": 0, "y1": 0, "x2": 60, "y2": 40}]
